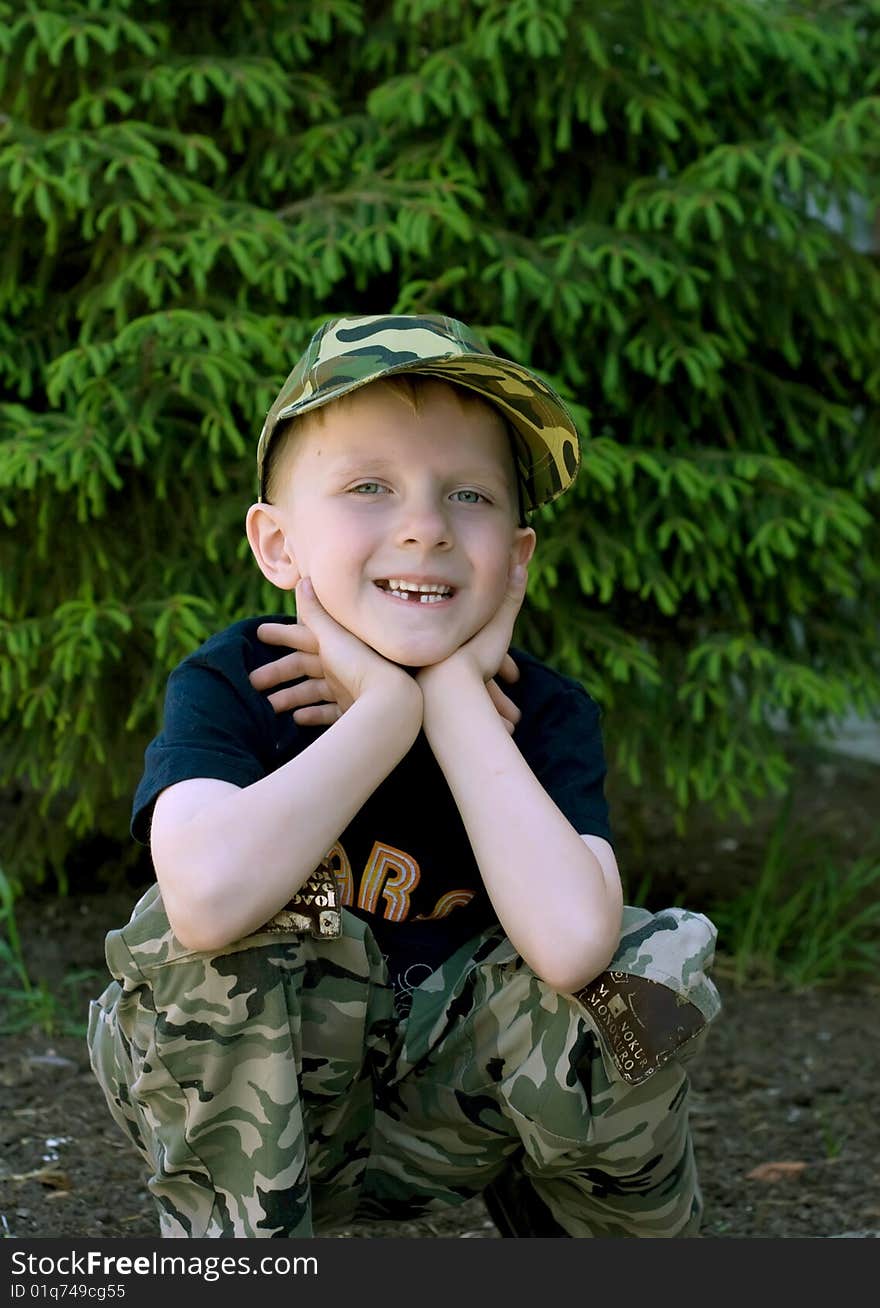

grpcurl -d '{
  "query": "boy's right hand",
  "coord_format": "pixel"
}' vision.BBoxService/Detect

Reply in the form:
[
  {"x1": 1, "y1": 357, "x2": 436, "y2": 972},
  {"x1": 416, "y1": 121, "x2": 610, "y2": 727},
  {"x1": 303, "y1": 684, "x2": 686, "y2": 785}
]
[{"x1": 250, "y1": 577, "x2": 421, "y2": 726}]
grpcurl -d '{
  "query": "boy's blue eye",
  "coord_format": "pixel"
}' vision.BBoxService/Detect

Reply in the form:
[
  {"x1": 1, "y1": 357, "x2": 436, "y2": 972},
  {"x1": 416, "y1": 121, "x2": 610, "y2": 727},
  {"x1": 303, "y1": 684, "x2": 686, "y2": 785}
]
[{"x1": 348, "y1": 484, "x2": 489, "y2": 503}]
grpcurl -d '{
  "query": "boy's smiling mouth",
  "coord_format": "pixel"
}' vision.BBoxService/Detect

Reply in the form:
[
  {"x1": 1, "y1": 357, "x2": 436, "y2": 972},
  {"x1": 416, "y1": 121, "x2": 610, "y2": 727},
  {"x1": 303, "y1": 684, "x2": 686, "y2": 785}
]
[{"x1": 374, "y1": 578, "x2": 456, "y2": 605}]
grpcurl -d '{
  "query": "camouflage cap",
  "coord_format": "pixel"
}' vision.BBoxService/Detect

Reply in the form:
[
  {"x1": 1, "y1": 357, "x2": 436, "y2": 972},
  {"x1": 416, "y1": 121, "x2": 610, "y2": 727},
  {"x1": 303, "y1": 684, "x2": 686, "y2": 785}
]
[{"x1": 256, "y1": 313, "x2": 581, "y2": 512}]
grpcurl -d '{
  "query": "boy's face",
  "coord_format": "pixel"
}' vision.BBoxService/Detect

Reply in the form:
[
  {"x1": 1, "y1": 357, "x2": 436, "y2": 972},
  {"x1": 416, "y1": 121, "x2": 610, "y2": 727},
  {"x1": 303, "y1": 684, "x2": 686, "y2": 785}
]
[{"x1": 247, "y1": 380, "x2": 536, "y2": 668}]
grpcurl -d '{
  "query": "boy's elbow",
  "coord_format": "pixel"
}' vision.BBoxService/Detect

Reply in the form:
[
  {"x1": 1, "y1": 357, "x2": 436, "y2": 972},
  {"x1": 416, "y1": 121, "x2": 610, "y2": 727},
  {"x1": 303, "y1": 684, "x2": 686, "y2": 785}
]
[
  {"x1": 154, "y1": 864, "x2": 237, "y2": 954},
  {"x1": 535, "y1": 928, "x2": 621, "y2": 995},
  {"x1": 159, "y1": 893, "x2": 219, "y2": 953},
  {"x1": 540, "y1": 959, "x2": 610, "y2": 996},
  {"x1": 167, "y1": 917, "x2": 224, "y2": 954},
  {"x1": 164, "y1": 883, "x2": 248, "y2": 953}
]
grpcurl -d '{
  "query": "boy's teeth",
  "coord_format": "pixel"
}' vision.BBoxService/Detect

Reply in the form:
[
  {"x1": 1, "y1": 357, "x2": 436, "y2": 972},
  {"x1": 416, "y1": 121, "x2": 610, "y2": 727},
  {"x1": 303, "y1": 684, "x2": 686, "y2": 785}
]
[{"x1": 382, "y1": 579, "x2": 453, "y2": 598}]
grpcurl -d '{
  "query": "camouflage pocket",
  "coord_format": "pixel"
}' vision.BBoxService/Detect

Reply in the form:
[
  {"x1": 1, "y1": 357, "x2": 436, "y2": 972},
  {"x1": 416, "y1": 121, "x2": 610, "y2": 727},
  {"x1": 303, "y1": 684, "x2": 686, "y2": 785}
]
[
  {"x1": 571, "y1": 906, "x2": 721, "y2": 1087},
  {"x1": 104, "y1": 885, "x2": 379, "y2": 1105},
  {"x1": 87, "y1": 987, "x2": 153, "y2": 1164},
  {"x1": 572, "y1": 971, "x2": 710, "y2": 1085}
]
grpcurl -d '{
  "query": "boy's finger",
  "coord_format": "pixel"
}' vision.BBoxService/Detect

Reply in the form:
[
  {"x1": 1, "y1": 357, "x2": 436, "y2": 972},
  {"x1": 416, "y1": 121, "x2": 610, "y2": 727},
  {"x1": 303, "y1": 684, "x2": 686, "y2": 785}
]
[
  {"x1": 294, "y1": 578, "x2": 338, "y2": 633},
  {"x1": 295, "y1": 577, "x2": 321, "y2": 608},
  {"x1": 487, "y1": 678, "x2": 522, "y2": 726},
  {"x1": 255, "y1": 621, "x2": 319, "y2": 655},
  {"x1": 249, "y1": 651, "x2": 322, "y2": 689},
  {"x1": 292, "y1": 703, "x2": 342, "y2": 727},
  {"x1": 497, "y1": 652, "x2": 520, "y2": 685},
  {"x1": 266, "y1": 679, "x2": 333, "y2": 714}
]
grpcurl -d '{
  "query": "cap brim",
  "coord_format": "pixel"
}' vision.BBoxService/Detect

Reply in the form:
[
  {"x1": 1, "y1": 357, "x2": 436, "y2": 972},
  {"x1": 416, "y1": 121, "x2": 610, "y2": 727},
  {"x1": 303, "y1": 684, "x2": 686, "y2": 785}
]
[{"x1": 259, "y1": 351, "x2": 580, "y2": 511}]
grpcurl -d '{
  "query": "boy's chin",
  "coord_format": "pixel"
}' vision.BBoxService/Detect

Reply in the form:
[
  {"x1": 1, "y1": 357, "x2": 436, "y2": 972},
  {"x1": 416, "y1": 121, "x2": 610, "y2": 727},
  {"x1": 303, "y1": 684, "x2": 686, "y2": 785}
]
[
  {"x1": 357, "y1": 622, "x2": 470, "y2": 671},
  {"x1": 380, "y1": 653, "x2": 444, "y2": 675},
  {"x1": 373, "y1": 644, "x2": 457, "y2": 673}
]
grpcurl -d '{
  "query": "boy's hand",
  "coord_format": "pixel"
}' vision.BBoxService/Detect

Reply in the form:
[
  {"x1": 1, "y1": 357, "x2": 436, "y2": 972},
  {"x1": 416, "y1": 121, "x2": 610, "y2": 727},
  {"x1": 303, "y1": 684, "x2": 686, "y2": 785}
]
[
  {"x1": 250, "y1": 578, "x2": 419, "y2": 724},
  {"x1": 249, "y1": 611, "x2": 332, "y2": 726},
  {"x1": 249, "y1": 586, "x2": 522, "y2": 733},
  {"x1": 417, "y1": 564, "x2": 529, "y2": 708}
]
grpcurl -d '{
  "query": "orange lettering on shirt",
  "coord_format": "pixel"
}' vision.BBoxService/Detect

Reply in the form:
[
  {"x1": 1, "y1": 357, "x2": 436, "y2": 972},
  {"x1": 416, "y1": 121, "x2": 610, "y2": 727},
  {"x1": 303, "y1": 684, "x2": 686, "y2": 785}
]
[
  {"x1": 416, "y1": 889, "x2": 476, "y2": 920},
  {"x1": 325, "y1": 842, "x2": 354, "y2": 907},
  {"x1": 358, "y1": 842, "x2": 421, "y2": 921}
]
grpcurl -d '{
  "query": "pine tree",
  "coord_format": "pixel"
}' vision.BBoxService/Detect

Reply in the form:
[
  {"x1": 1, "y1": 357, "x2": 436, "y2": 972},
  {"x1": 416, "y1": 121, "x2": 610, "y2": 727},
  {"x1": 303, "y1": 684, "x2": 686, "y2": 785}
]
[{"x1": 1, "y1": 0, "x2": 878, "y2": 888}]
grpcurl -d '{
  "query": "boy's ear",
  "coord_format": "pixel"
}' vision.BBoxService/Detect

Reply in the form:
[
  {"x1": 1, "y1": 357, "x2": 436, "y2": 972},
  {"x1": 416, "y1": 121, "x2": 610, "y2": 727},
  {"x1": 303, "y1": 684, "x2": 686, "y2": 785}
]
[
  {"x1": 512, "y1": 525, "x2": 537, "y2": 571},
  {"x1": 245, "y1": 502, "x2": 301, "y2": 591}
]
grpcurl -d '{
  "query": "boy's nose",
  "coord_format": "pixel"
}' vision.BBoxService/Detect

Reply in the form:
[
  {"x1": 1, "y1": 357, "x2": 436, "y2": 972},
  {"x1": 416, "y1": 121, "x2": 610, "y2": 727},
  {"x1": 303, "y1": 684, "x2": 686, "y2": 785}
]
[{"x1": 393, "y1": 499, "x2": 453, "y2": 550}]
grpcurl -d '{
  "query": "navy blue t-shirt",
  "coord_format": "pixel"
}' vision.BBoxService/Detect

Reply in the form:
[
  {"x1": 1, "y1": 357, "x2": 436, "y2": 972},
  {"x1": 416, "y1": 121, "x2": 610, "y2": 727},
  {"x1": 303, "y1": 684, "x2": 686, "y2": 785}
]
[{"x1": 131, "y1": 615, "x2": 613, "y2": 1006}]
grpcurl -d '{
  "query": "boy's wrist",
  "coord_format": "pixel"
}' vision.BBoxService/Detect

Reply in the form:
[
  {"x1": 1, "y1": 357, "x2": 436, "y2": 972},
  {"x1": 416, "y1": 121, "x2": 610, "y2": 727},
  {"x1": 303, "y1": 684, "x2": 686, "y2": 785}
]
[
  {"x1": 418, "y1": 660, "x2": 493, "y2": 736},
  {"x1": 418, "y1": 654, "x2": 483, "y2": 693},
  {"x1": 360, "y1": 670, "x2": 423, "y2": 724}
]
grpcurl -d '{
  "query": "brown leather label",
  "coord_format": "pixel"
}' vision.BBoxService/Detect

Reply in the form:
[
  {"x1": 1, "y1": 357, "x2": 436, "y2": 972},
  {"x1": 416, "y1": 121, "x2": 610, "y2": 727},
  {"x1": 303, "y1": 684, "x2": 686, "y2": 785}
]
[
  {"x1": 259, "y1": 860, "x2": 342, "y2": 940},
  {"x1": 572, "y1": 970, "x2": 707, "y2": 1086}
]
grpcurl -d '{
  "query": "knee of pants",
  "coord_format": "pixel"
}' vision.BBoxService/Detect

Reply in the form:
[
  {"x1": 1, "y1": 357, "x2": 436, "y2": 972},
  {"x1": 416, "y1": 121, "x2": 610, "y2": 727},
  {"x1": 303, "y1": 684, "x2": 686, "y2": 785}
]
[{"x1": 466, "y1": 959, "x2": 696, "y2": 1160}]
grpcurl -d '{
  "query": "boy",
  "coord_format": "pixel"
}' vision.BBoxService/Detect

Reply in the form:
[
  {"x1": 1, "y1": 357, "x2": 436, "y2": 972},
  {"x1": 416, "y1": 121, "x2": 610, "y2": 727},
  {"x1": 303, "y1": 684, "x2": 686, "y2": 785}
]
[{"x1": 88, "y1": 313, "x2": 720, "y2": 1239}]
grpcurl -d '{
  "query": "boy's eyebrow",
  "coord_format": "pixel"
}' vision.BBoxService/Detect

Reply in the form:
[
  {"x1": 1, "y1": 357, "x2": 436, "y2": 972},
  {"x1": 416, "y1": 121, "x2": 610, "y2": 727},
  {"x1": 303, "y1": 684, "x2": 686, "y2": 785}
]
[{"x1": 328, "y1": 454, "x2": 398, "y2": 473}]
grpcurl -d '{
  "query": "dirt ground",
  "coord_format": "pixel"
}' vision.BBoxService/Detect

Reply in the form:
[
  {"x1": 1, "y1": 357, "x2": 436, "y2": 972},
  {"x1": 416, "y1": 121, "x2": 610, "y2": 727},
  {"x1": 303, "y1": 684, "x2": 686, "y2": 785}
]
[{"x1": 2, "y1": 743, "x2": 879, "y2": 1240}]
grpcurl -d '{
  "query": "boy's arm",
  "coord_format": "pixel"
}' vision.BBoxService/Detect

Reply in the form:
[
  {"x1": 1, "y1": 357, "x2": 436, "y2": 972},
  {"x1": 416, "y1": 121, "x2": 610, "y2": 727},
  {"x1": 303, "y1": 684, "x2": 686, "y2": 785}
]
[
  {"x1": 417, "y1": 566, "x2": 623, "y2": 993},
  {"x1": 150, "y1": 581, "x2": 422, "y2": 953}
]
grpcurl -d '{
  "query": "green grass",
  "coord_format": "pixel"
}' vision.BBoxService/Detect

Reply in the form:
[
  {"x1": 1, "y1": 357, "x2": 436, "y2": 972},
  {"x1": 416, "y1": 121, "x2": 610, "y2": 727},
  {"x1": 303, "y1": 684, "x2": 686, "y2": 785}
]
[
  {"x1": 817, "y1": 1108, "x2": 846, "y2": 1160},
  {"x1": 0, "y1": 869, "x2": 101, "y2": 1037},
  {"x1": 710, "y1": 788, "x2": 880, "y2": 988},
  {"x1": 0, "y1": 968, "x2": 102, "y2": 1037}
]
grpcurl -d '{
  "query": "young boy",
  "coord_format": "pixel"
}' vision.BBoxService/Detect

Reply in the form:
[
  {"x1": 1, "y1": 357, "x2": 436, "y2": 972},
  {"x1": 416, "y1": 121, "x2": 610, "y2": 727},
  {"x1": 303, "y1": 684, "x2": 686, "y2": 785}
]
[{"x1": 87, "y1": 313, "x2": 720, "y2": 1239}]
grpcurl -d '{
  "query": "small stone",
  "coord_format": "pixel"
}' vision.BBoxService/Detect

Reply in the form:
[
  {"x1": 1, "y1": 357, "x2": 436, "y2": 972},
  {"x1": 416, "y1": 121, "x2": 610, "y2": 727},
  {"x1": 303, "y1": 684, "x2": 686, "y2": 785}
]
[{"x1": 27, "y1": 1053, "x2": 78, "y2": 1073}]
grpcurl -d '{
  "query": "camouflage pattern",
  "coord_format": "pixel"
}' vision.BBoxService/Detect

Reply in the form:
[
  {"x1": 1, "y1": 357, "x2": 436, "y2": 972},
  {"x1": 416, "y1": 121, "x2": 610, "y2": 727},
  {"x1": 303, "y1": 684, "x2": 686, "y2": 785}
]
[
  {"x1": 87, "y1": 891, "x2": 720, "y2": 1239},
  {"x1": 256, "y1": 314, "x2": 581, "y2": 512}
]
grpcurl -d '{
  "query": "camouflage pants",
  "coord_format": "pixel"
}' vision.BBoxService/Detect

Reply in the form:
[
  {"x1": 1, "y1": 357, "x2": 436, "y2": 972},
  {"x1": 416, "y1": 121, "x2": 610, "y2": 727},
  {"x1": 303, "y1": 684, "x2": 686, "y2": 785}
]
[{"x1": 87, "y1": 887, "x2": 721, "y2": 1239}]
